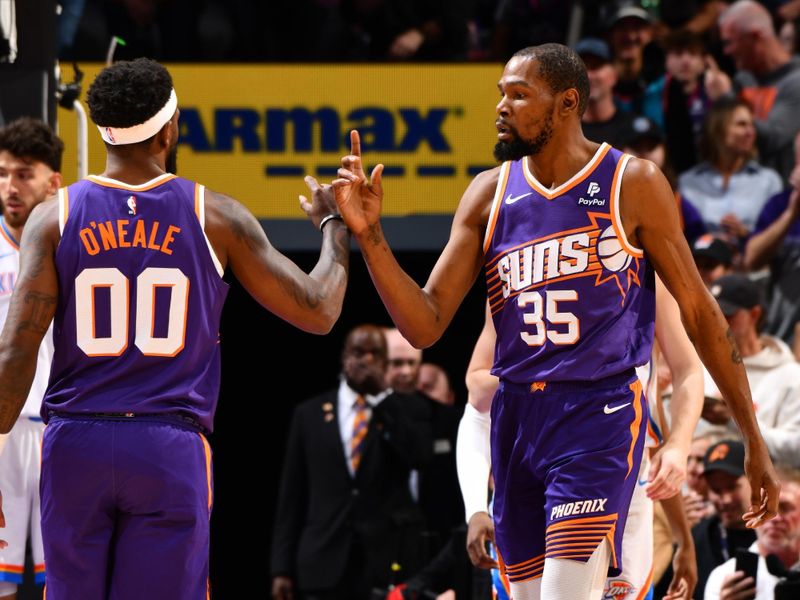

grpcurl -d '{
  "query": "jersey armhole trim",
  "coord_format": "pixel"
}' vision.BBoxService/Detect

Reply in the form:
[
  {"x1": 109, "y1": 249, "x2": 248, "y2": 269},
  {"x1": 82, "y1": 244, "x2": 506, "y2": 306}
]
[
  {"x1": 194, "y1": 184, "x2": 224, "y2": 278},
  {"x1": 610, "y1": 154, "x2": 644, "y2": 258},
  {"x1": 58, "y1": 187, "x2": 69, "y2": 235},
  {"x1": 483, "y1": 162, "x2": 511, "y2": 255}
]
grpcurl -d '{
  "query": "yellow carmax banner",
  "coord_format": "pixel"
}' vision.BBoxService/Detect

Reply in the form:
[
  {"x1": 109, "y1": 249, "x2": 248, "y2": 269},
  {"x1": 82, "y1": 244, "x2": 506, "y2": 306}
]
[{"x1": 58, "y1": 64, "x2": 502, "y2": 219}]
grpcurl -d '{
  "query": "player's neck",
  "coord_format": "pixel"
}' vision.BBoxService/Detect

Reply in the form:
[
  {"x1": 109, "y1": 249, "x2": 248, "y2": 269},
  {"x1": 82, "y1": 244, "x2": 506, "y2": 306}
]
[
  {"x1": 525, "y1": 133, "x2": 599, "y2": 190},
  {"x1": 2, "y1": 217, "x2": 23, "y2": 245},
  {"x1": 101, "y1": 151, "x2": 168, "y2": 185}
]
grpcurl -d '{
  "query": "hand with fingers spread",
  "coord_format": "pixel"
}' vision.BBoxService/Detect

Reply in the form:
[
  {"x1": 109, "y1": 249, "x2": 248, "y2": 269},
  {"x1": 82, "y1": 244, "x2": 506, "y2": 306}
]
[
  {"x1": 466, "y1": 511, "x2": 498, "y2": 570},
  {"x1": 647, "y1": 442, "x2": 688, "y2": 500},
  {"x1": 705, "y1": 55, "x2": 733, "y2": 101},
  {"x1": 332, "y1": 130, "x2": 385, "y2": 237}
]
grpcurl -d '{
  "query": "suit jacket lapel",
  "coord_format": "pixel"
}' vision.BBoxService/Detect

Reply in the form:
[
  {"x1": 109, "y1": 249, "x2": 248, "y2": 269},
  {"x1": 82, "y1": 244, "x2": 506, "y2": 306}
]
[{"x1": 318, "y1": 391, "x2": 351, "y2": 479}]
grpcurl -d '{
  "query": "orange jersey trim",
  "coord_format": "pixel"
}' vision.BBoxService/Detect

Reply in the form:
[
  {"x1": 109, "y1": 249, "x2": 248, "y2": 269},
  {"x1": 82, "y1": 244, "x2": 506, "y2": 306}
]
[
  {"x1": 199, "y1": 433, "x2": 213, "y2": 514},
  {"x1": 609, "y1": 154, "x2": 644, "y2": 258},
  {"x1": 626, "y1": 380, "x2": 644, "y2": 478},
  {"x1": 86, "y1": 173, "x2": 177, "y2": 192},
  {"x1": 483, "y1": 163, "x2": 511, "y2": 255},
  {"x1": 522, "y1": 143, "x2": 611, "y2": 200}
]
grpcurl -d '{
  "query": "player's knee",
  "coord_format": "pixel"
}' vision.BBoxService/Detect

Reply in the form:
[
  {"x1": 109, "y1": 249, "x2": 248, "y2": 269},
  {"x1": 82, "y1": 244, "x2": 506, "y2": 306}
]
[{"x1": 0, "y1": 580, "x2": 18, "y2": 599}]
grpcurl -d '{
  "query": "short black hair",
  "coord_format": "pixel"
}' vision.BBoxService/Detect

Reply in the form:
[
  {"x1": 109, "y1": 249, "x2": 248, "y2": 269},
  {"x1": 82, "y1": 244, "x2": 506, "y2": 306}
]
[
  {"x1": 87, "y1": 58, "x2": 173, "y2": 130},
  {"x1": 662, "y1": 29, "x2": 704, "y2": 55},
  {"x1": 513, "y1": 44, "x2": 590, "y2": 116},
  {"x1": 0, "y1": 117, "x2": 64, "y2": 172}
]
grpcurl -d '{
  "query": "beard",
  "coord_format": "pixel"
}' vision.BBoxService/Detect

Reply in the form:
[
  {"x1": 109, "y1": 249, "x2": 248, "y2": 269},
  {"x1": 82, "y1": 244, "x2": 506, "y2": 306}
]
[
  {"x1": 165, "y1": 146, "x2": 178, "y2": 174},
  {"x1": 493, "y1": 117, "x2": 554, "y2": 162}
]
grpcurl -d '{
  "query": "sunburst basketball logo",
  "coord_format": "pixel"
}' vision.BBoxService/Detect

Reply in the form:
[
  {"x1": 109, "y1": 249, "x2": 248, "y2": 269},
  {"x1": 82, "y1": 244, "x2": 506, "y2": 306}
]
[{"x1": 597, "y1": 226, "x2": 632, "y2": 272}]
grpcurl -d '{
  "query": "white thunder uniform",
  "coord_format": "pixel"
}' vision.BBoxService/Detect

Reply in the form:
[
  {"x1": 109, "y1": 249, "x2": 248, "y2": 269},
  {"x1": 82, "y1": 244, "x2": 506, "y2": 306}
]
[
  {"x1": 602, "y1": 359, "x2": 662, "y2": 600},
  {"x1": 0, "y1": 217, "x2": 54, "y2": 585}
]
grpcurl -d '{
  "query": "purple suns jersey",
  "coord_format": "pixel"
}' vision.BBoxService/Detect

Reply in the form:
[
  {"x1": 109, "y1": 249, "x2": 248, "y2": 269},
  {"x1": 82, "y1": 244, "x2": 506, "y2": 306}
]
[
  {"x1": 485, "y1": 143, "x2": 655, "y2": 383},
  {"x1": 42, "y1": 174, "x2": 228, "y2": 431}
]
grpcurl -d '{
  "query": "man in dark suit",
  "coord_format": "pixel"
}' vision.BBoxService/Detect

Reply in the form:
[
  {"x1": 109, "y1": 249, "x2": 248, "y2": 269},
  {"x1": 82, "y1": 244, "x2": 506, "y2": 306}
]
[{"x1": 271, "y1": 324, "x2": 432, "y2": 600}]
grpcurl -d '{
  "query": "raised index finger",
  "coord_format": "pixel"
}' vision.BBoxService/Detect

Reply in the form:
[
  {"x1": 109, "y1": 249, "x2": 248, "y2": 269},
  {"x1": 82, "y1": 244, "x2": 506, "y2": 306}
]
[{"x1": 350, "y1": 129, "x2": 362, "y2": 158}]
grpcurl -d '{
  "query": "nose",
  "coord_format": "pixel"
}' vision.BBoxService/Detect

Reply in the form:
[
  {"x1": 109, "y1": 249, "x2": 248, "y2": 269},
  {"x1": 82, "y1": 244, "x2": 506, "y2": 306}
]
[{"x1": 496, "y1": 95, "x2": 510, "y2": 117}]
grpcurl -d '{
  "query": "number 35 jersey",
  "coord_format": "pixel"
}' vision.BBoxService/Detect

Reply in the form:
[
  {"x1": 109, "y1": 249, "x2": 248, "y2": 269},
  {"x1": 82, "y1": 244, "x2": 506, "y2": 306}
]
[
  {"x1": 43, "y1": 174, "x2": 229, "y2": 431},
  {"x1": 485, "y1": 143, "x2": 655, "y2": 383}
]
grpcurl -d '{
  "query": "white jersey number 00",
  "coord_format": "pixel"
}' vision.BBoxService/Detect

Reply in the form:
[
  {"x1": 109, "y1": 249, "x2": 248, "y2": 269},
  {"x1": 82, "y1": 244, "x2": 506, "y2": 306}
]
[{"x1": 75, "y1": 267, "x2": 189, "y2": 357}]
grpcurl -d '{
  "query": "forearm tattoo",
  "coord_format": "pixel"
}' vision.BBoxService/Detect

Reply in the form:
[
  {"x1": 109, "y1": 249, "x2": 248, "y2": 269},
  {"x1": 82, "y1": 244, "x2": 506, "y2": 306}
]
[{"x1": 726, "y1": 327, "x2": 744, "y2": 364}]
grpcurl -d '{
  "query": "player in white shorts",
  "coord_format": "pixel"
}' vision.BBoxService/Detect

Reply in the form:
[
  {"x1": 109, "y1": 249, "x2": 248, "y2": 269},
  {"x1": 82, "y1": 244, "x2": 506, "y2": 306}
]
[
  {"x1": 0, "y1": 118, "x2": 61, "y2": 596},
  {"x1": 458, "y1": 276, "x2": 703, "y2": 600}
]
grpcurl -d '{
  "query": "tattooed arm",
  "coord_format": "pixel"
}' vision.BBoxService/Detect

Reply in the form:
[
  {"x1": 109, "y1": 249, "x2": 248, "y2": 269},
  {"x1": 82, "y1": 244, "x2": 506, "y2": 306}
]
[
  {"x1": 620, "y1": 158, "x2": 779, "y2": 527},
  {"x1": 0, "y1": 199, "x2": 59, "y2": 433},
  {"x1": 204, "y1": 179, "x2": 350, "y2": 335}
]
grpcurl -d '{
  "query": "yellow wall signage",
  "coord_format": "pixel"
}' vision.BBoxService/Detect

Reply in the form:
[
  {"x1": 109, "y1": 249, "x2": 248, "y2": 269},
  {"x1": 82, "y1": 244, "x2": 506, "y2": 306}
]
[{"x1": 58, "y1": 64, "x2": 502, "y2": 218}]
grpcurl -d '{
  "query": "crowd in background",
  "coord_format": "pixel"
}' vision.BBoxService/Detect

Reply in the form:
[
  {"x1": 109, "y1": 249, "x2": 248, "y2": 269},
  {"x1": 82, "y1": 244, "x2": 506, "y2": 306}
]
[{"x1": 5, "y1": 0, "x2": 799, "y2": 599}]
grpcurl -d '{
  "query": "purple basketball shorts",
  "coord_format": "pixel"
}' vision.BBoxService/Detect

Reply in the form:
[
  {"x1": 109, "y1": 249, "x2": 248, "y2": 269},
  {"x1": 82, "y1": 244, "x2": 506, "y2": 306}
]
[
  {"x1": 490, "y1": 370, "x2": 647, "y2": 584},
  {"x1": 40, "y1": 415, "x2": 213, "y2": 600}
]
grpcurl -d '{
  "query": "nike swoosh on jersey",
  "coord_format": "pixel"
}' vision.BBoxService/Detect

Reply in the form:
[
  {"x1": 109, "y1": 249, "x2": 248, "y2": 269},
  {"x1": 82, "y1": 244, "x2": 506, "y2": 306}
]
[
  {"x1": 505, "y1": 192, "x2": 533, "y2": 204},
  {"x1": 603, "y1": 402, "x2": 631, "y2": 415}
]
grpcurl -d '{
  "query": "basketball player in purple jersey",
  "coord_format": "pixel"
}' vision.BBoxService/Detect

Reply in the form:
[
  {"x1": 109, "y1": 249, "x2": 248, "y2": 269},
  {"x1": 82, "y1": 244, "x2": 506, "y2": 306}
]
[
  {"x1": 0, "y1": 58, "x2": 350, "y2": 600},
  {"x1": 331, "y1": 44, "x2": 779, "y2": 599}
]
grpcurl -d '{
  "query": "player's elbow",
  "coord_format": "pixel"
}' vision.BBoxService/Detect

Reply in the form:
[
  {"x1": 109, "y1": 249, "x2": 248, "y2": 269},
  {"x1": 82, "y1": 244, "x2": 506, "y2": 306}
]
[{"x1": 307, "y1": 305, "x2": 342, "y2": 335}]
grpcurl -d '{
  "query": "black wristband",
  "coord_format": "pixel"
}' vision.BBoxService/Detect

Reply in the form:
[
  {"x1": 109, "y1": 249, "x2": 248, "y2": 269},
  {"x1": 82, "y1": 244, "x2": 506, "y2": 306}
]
[{"x1": 319, "y1": 214, "x2": 344, "y2": 232}]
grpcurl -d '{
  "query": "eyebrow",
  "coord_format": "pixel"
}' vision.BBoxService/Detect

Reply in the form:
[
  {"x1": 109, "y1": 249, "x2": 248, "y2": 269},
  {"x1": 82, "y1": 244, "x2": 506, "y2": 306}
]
[{"x1": 498, "y1": 78, "x2": 532, "y2": 91}]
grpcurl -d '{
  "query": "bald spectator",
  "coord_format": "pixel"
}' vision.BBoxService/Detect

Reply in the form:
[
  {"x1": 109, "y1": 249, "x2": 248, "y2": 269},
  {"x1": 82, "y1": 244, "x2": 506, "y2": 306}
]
[
  {"x1": 271, "y1": 325, "x2": 432, "y2": 600},
  {"x1": 385, "y1": 327, "x2": 423, "y2": 394},
  {"x1": 417, "y1": 363, "x2": 455, "y2": 406},
  {"x1": 385, "y1": 329, "x2": 463, "y2": 555},
  {"x1": 707, "y1": 0, "x2": 800, "y2": 180}
]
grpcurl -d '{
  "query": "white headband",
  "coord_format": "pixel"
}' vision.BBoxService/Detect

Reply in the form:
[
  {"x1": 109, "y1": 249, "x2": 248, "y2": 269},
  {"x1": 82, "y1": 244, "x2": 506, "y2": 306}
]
[{"x1": 97, "y1": 89, "x2": 178, "y2": 145}]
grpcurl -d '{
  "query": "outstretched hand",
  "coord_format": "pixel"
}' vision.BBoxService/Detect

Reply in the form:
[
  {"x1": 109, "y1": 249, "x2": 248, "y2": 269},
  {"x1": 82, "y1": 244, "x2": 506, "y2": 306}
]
[{"x1": 331, "y1": 130, "x2": 384, "y2": 237}]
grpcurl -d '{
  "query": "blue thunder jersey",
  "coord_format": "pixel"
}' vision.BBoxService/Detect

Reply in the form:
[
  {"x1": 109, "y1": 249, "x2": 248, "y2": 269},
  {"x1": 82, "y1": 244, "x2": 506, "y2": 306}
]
[
  {"x1": 43, "y1": 174, "x2": 229, "y2": 432},
  {"x1": 485, "y1": 143, "x2": 656, "y2": 383}
]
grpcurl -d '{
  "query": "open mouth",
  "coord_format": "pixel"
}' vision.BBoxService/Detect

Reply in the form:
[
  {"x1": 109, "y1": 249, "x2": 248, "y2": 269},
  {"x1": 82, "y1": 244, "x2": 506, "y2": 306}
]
[{"x1": 496, "y1": 121, "x2": 512, "y2": 141}]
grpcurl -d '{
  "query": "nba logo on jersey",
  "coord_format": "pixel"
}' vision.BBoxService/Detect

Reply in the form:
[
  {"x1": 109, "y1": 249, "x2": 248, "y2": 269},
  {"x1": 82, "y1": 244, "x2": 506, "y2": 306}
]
[
  {"x1": 587, "y1": 181, "x2": 601, "y2": 197},
  {"x1": 127, "y1": 195, "x2": 137, "y2": 215}
]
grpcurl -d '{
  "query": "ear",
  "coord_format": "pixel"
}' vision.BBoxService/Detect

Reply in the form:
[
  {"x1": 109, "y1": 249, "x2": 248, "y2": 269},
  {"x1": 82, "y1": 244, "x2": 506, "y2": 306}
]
[
  {"x1": 157, "y1": 119, "x2": 173, "y2": 150},
  {"x1": 46, "y1": 171, "x2": 62, "y2": 196},
  {"x1": 560, "y1": 88, "x2": 580, "y2": 115}
]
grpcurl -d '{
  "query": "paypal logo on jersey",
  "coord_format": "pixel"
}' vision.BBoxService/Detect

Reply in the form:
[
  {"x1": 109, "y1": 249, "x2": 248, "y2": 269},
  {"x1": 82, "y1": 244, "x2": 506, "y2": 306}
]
[{"x1": 578, "y1": 181, "x2": 606, "y2": 206}]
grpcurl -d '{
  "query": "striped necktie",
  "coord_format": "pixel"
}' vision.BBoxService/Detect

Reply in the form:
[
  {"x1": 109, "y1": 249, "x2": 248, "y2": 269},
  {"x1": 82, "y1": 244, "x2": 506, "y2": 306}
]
[{"x1": 350, "y1": 395, "x2": 369, "y2": 473}]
